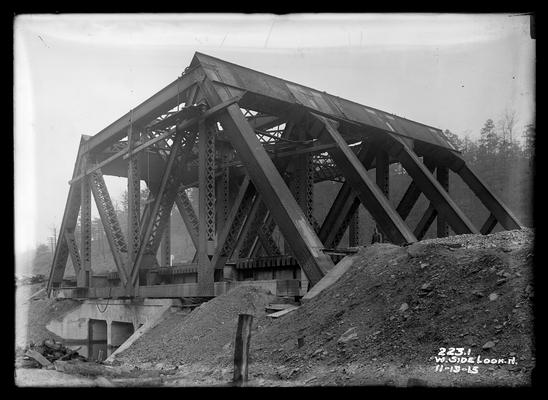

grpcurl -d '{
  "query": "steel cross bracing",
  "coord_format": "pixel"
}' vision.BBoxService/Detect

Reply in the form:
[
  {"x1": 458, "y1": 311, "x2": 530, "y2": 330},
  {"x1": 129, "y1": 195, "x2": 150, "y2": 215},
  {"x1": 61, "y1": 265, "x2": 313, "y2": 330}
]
[
  {"x1": 89, "y1": 169, "x2": 129, "y2": 285},
  {"x1": 132, "y1": 129, "x2": 199, "y2": 287},
  {"x1": 90, "y1": 170, "x2": 128, "y2": 256},
  {"x1": 64, "y1": 230, "x2": 81, "y2": 276},
  {"x1": 212, "y1": 176, "x2": 256, "y2": 269},
  {"x1": 175, "y1": 186, "x2": 200, "y2": 250},
  {"x1": 239, "y1": 202, "x2": 268, "y2": 258},
  {"x1": 251, "y1": 208, "x2": 282, "y2": 258},
  {"x1": 47, "y1": 52, "x2": 523, "y2": 299}
]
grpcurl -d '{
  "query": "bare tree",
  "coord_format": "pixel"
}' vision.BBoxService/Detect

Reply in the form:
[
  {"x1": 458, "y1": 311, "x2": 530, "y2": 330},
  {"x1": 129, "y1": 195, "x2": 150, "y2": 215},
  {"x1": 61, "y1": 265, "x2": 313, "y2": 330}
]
[{"x1": 497, "y1": 109, "x2": 521, "y2": 160}]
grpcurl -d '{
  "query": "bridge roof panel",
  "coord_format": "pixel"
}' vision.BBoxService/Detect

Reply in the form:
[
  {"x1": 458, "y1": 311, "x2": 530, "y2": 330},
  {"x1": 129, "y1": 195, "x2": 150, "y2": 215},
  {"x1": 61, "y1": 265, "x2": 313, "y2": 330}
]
[{"x1": 191, "y1": 52, "x2": 457, "y2": 152}]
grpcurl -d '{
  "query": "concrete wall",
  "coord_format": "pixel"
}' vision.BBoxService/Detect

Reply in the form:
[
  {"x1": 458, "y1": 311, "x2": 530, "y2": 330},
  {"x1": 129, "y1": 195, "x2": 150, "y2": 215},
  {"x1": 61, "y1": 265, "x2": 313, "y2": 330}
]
[{"x1": 46, "y1": 299, "x2": 178, "y2": 352}]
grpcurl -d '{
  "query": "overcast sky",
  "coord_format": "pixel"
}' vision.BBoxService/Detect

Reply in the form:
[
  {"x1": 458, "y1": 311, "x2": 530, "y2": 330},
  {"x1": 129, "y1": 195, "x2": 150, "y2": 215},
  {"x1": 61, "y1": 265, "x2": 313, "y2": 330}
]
[{"x1": 14, "y1": 13, "x2": 535, "y2": 254}]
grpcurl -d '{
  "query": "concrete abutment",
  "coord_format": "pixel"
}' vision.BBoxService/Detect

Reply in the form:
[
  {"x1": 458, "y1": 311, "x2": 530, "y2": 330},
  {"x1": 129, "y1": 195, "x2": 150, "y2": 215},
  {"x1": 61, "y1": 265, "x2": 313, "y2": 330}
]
[{"x1": 46, "y1": 299, "x2": 178, "y2": 360}]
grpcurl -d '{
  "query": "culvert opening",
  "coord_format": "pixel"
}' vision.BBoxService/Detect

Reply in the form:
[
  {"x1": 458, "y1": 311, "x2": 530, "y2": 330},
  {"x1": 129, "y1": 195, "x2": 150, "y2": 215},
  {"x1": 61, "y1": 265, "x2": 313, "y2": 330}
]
[
  {"x1": 110, "y1": 321, "x2": 135, "y2": 353},
  {"x1": 88, "y1": 319, "x2": 107, "y2": 361}
]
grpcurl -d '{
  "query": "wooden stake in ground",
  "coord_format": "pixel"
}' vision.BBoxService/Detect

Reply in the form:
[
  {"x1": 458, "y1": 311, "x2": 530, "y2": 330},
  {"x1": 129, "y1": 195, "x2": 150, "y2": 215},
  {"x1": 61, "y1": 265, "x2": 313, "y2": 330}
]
[{"x1": 233, "y1": 313, "x2": 253, "y2": 386}]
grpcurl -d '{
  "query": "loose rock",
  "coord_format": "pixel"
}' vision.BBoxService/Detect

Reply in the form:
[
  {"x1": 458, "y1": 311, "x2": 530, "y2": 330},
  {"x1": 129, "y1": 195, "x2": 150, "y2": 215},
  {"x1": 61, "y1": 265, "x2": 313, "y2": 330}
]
[
  {"x1": 337, "y1": 327, "x2": 358, "y2": 344},
  {"x1": 483, "y1": 341, "x2": 496, "y2": 350}
]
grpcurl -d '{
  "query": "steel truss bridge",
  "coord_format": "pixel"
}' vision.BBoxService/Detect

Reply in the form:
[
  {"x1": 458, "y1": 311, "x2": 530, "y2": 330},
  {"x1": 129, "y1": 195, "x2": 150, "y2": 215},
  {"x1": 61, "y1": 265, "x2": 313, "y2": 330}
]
[{"x1": 47, "y1": 52, "x2": 522, "y2": 299}]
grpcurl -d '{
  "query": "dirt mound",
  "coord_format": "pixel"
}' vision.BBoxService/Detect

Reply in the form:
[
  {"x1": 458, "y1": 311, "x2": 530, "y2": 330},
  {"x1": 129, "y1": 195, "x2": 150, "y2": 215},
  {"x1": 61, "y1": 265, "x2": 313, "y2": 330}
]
[
  {"x1": 16, "y1": 282, "x2": 82, "y2": 349},
  {"x1": 117, "y1": 285, "x2": 276, "y2": 368},
  {"x1": 244, "y1": 228, "x2": 534, "y2": 386},
  {"x1": 114, "y1": 228, "x2": 534, "y2": 386}
]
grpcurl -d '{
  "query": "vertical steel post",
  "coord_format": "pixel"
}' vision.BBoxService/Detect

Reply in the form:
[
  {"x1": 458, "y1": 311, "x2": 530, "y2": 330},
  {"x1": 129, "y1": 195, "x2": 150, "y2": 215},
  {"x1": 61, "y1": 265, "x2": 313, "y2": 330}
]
[
  {"x1": 436, "y1": 165, "x2": 450, "y2": 237},
  {"x1": 79, "y1": 156, "x2": 92, "y2": 288},
  {"x1": 48, "y1": 137, "x2": 88, "y2": 293},
  {"x1": 349, "y1": 212, "x2": 360, "y2": 247},
  {"x1": 127, "y1": 125, "x2": 141, "y2": 293},
  {"x1": 198, "y1": 120, "x2": 216, "y2": 296},
  {"x1": 216, "y1": 143, "x2": 230, "y2": 238},
  {"x1": 160, "y1": 217, "x2": 171, "y2": 266},
  {"x1": 372, "y1": 148, "x2": 390, "y2": 243}
]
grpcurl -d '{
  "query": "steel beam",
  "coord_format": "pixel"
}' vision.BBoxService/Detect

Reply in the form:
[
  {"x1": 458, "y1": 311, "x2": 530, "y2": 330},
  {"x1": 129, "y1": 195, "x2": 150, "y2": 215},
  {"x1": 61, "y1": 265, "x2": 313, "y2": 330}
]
[
  {"x1": 198, "y1": 120, "x2": 216, "y2": 296},
  {"x1": 395, "y1": 181, "x2": 422, "y2": 220},
  {"x1": 436, "y1": 165, "x2": 450, "y2": 237},
  {"x1": 216, "y1": 143, "x2": 231, "y2": 236},
  {"x1": 212, "y1": 176, "x2": 256, "y2": 270},
  {"x1": 414, "y1": 142, "x2": 522, "y2": 232},
  {"x1": 314, "y1": 115, "x2": 416, "y2": 245},
  {"x1": 255, "y1": 212, "x2": 281, "y2": 257},
  {"x1": 414, "y1": 203, "x2": 437, "y2": 240},
  {"x1": 253, "y1": 141, "x2": 295, "y2": 257},
  {"x1": 385, "y1": 134, "x2": 479, "y2": 235},
  {"x1": 480, "y1": 213, "x2": 498, "y2": 235},
  {"x1": 247, "y1": 115, "x2": 284, "y2": 130},
  {"x1": 290, "y1": 152, "x2": 315, "y2": 226},
  {"x1": 249, "y1": 146, "x2": 308, "y2": 258},
  {"x1": 90, "y1": 169, "x2": 129, "y2": 286},
  {"x1": 319, "y1": 143, "x2": 376, "y2": 248},
  {"x1": 198, "y1": 120, "x2": 217, "y2": 254},
  {"x1": 348, "y1": 212, "x2": 360, "y2": 247},
  {"x1": 131, "y1": 129, "x2": 196, "y2": 287},
  {"x1": 372, "y1": 148, "x2": 390, "y2": 242},
  {"x1": 127, "y1": 127, "x2": 141, "y2": 281},
  {"x1": 64, "y1": 230, "x2": 81, "y2": 276},
  {"x1": 81, "y1": 68, "x2": 199, "y2": 155},
  {"x1": 233, "y1": 193, "x2": 262, "y2": 259},
  {"x1": 70, "y1": 147, "x2": 128, "y2": 185},
  {"x1": 456, "y1": 164, "x2": 522, "y2": 231},
  {"x1": 123, "y1": 96, "x2": 241, "y2": 160},
  {"x1": 144, "y1": 147, "x2": 196, "y2": 257},
  {"x1": 394, "y1": 162, "x2": 435, "y2": 223},
  {"x1": 160, "y1": 218, "x2": 171, "y2": 266},
  {"x1": 174, "y1": 187, "x2": 200, "y2": 251},
  {"x1": 199, "y1": 79, "x2": 334, "y2": 285},
  {"x1": 48, "y1": 137, "x2": 87, "y2": 292},
  {"x1": 79, "y1": 162, "x2": 92, "y2": 288},
  {"x1": 243, "y1": 202, "x2": 269, "y2": 258},
  {"x1": 70, "y1": 96, "x2": 242, "y2": 186},
  {"x1": 319, "y1": 184, "x2": 358, "y2": 248}
]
